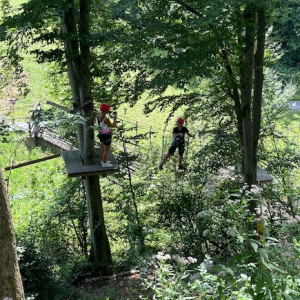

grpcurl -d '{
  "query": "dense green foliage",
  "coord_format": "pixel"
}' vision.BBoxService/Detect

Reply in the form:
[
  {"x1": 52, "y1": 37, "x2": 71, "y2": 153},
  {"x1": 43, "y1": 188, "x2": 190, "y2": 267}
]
[{"x1": 0, "y1": 0, "x2": 299, "y2": 299}]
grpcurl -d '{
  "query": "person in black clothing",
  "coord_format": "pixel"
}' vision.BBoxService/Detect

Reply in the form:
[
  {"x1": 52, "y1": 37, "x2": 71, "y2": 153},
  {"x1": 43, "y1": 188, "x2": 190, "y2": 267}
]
[{"x1": 159, "y1": 118, "x2": 195, "y2": 171}]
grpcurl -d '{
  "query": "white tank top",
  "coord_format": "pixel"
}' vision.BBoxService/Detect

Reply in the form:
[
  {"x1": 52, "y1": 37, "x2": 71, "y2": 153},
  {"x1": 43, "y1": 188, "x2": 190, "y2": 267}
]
[{"x1": 99, "y1": 118, "x2": 111, "y2": 134}]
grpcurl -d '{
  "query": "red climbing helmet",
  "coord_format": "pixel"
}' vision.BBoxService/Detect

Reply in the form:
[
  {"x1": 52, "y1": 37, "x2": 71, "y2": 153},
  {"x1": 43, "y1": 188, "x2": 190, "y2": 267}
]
[
  {"x1": 100, "y1": 103, "x2": 110, "y2": 112},
  {"x1": 177, "y1": 118, "x2": 185, "y2": 124}
]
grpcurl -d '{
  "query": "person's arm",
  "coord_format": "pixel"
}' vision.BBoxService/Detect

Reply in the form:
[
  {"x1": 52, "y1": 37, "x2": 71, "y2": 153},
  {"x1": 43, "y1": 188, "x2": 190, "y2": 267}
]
[
  {"x1": 186, "y1": 128, "x2": 195, "y2": 138},
  {"x1": 187, "y1": 132, "x2": 196, "y2": 138},
  {"x1": 173, "y1": 128, "x2": 178, "y2": 139},
  {"x1": 104, "y1": 113, "x2": 117, "y2": 128}
]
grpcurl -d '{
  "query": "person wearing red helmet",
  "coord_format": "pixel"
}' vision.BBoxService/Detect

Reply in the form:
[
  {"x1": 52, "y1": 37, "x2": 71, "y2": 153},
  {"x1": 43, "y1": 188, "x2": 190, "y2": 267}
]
[
  {"x1": 159, "y1": 118, "x2": 195, "y2": 171},
  {"x1": 97, "y1": 103, "x2": 117, "y2": 167}
]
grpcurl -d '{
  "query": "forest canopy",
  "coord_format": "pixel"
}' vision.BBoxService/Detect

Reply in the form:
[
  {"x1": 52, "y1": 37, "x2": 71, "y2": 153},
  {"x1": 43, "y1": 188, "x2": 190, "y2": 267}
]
[{"x1": 0, "y1": 0, "x2": 299, "y2": 299}]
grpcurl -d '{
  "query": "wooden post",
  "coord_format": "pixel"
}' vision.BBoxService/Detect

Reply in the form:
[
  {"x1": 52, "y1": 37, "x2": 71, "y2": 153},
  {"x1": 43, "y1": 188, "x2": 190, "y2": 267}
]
[
  {"x1": 134, "y1": 121, "x2": 138, "y2": 152},
  {"x1": 255, "y1": 181, "x2": 264, "y2": 241},
  {"x1": 161, "y1": 129, "x2": 165, "y2": 160},
  {"x1": 149, "y1": 126, "x2": 152, "y2": 158}
]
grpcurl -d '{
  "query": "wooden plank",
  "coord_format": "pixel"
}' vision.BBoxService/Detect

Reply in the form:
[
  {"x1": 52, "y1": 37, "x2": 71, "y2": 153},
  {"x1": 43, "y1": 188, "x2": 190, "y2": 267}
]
[
  {"x1": 61, "y1": 148, "x2": 119, "y2": 177},
  {"x1": 260, "y1": 123, "x2": 275, "y2": 132},
  {"x1": 46, "y1": 100, "x2": 72, "y2": 113},
  {"x1": 33, "y1": 100, "x2": 41, "y2": 111},
  {"x1": 5, "y1": 154, "x2": 60, "y2": 171},
  {"x1": 40, "y1": 131, "x2": 74, "y2": 151}
]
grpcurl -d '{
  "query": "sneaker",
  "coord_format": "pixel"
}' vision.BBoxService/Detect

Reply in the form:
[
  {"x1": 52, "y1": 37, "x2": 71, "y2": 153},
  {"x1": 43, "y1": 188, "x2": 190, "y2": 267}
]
[
  {"x1": 159, "y1": 164, "x2": 163, "y2": 170},
  {"x1": 101, "y1": 160, "x2": 111, "y2": 164},
  {"x1": 178, "y1": 165, "x2": 186, "y2": 171},
  {"x1": 102, "y1": 162, "x2": 113, "y2": 168}
]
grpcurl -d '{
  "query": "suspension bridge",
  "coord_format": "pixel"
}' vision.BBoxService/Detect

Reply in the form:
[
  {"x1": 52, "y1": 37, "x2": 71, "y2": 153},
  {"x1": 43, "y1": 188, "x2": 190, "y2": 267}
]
[{"x1": 1, "y1": 99, "x2": 299, "y2": 182}]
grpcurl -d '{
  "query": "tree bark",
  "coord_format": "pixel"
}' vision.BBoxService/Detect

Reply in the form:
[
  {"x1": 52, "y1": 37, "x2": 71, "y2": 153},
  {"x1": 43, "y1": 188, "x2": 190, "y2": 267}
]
[
  {"x1": 253, "y1": 7, "x2": 266, "y2": 175},
  {"x1": 79, "y1": 0, "x2": 95, "y2": 165},
  {"x1": 61, "y1": 0, "x2": 113, "y2": 274},
  {"x1": 78, "y1": 0, "x2": 113, "y2": 273},
  {"x1": 85, "y1": 177, "x2": 113, "y2": 272},
  {"x1": 62, "y1": 0, "x2": 84, "y2": 156},
  {"x1": 0, "y1": 167, "x2": 25, "y2": 300},
  {"x1": 241, "y1": 5, "x2": 256, "y2": 190}
]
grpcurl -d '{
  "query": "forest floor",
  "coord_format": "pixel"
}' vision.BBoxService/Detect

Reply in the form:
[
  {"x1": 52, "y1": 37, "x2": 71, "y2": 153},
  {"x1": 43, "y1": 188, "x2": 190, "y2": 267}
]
[{"x1": 72, "y1": 272, "x2": 149, "y2": 300}]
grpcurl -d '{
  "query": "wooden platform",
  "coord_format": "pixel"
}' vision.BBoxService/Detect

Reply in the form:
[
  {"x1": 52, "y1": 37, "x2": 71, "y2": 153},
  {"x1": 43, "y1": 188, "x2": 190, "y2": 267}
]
[
  {"x1": 61, "y1": 149, "x2": 119, "y2": 177},
  {"x1": 257, "y1": 166, "x2": 273, "y2": 184}
]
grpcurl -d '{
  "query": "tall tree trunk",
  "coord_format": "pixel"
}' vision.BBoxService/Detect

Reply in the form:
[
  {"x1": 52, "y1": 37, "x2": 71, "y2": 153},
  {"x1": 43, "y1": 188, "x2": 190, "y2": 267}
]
[
  {"x1": 62, "y1": 0, "x2": 84, "y2": 155},
  {"x1": 78, "y1": 0, "x2": 113, "y2": 273},
  {"x1": 252, "y1": 7, "x2": 266, "y2": 238},
  {"x1": 79, "y1": 0, "x2": 95, "y2": 165},
  {"x1": 61, "y1": 0, "x2": 113, "y2": 274},
  {"x1": 0, "y1": 168, "x2": 25, "y2": 300},
  {"x1": 241, "y1": 5, "x2": 256, "y2": 192},
  {"x1": 253, "y1": 7, "x2": 266, "y2": 175},
  {"x1": 85, "y1": 177, "x2": 113, "y2": 271}
]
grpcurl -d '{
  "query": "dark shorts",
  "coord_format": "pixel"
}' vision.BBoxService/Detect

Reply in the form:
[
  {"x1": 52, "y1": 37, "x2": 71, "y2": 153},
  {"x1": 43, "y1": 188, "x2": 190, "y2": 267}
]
[
  {"x1": 98, "y1": 133, "x2": 112, "y2": 146},
  {"x1": 168, "y1": 143, "x2": 185, "y2": 155}
]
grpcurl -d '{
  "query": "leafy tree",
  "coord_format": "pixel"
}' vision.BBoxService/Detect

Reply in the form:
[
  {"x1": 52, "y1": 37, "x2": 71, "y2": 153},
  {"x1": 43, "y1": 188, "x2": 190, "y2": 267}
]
[
  {"x1": 272, "y1": 0, "x2": 300, "y2": 69},
  {"x1": 0, "y1": 167, "x2": 25, "y2": 300},
  {"x1": 99, "y1": 0, "x2": 294, "y2": 212},
  {"x1": 0, "y1": 0, "x2": 113, "y2": 273}
]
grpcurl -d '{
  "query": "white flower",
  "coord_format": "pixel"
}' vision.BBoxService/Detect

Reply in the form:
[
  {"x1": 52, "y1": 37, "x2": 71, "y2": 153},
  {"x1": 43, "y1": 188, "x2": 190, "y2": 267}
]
[
  {"x1": 202, "y1": 229, "x2": 210, "y2": 237},
  {"x1": 187, "y1": 256, "x2": 197, "y2": 264},
  {"x1": 218, "y1": 166, "x2": 236, "y2": 181},
  {"x1": 155, "y1": 252, "x2": 171, "y2": 261},
  {"x1": 165, "y1": 254, "x2": 171, "y2": 260},
  {"x1": 250, "y1": 185, "x2": 260, "y2": 195},
  {"x1": 254, "y1": 207, "x2": 261, "y2": 213},
  {"x1": 203, "y1": 166, "x2": 238, "y2": 196},
  {"x1": 156, "y1": 254, "x2": 164, "y2": 261},
  {"x1": 283, "y1": 213, "x2": 292, "y2": 219},
  {"x1": 226, "y1": 227, "x2": 235, "y2": 237},
  {"x1": 172, "y1": 255, "x2": 189, "y2": 266}
]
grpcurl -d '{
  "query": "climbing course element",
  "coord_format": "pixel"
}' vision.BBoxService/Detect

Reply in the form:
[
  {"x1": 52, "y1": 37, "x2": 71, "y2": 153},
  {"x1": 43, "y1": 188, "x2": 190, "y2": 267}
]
[{"x1": 62, "y1": 148, "x2": 119, "y2": 177}]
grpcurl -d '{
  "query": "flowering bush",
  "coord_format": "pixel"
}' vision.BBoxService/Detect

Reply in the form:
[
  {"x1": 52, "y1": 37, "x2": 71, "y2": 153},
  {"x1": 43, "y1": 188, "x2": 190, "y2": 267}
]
[
  {"x1": 139, "y1": 164, "x2": 299, "y2": 299},
  {"x1": 139, "y1": 245, "x2": 300, "y2": 300}
]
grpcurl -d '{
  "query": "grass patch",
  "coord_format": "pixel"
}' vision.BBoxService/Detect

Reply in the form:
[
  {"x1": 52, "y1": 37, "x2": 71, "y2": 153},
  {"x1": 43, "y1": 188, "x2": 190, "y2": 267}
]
[{"x1": 278, "y1": 110, "x2": 300, "y2": 130}]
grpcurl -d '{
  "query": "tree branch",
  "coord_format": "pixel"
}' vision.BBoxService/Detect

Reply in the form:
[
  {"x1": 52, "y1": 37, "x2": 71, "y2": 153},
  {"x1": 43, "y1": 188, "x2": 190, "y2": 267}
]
[{"x1": 174, "y1": 0, "x2": 204, "y2": 18}]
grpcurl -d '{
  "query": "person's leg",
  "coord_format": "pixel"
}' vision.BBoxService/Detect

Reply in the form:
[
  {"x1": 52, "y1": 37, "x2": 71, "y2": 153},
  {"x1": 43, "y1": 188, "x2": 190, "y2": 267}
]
[
  {"x1": 101, "y1": 134, "x2": 112, "y2": 164},
  {"x1": 178, "y1": 145, "x2": 186, "y2": 170},
  {"x1": 178, "y1": 154, "x2": 183, "y2": 166},
  {"x1": 162, "y1": 153, "x2": 172, "y2": 164},
  {"x1": 103, "y1": 144, "x2": 111, "y2": 163},
  {"x1": 159, "y1": 146, "x2": 175, "y2": 169},
  {"x1": 100, "y1": 142, "x2": 105, "y2": 161}
]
